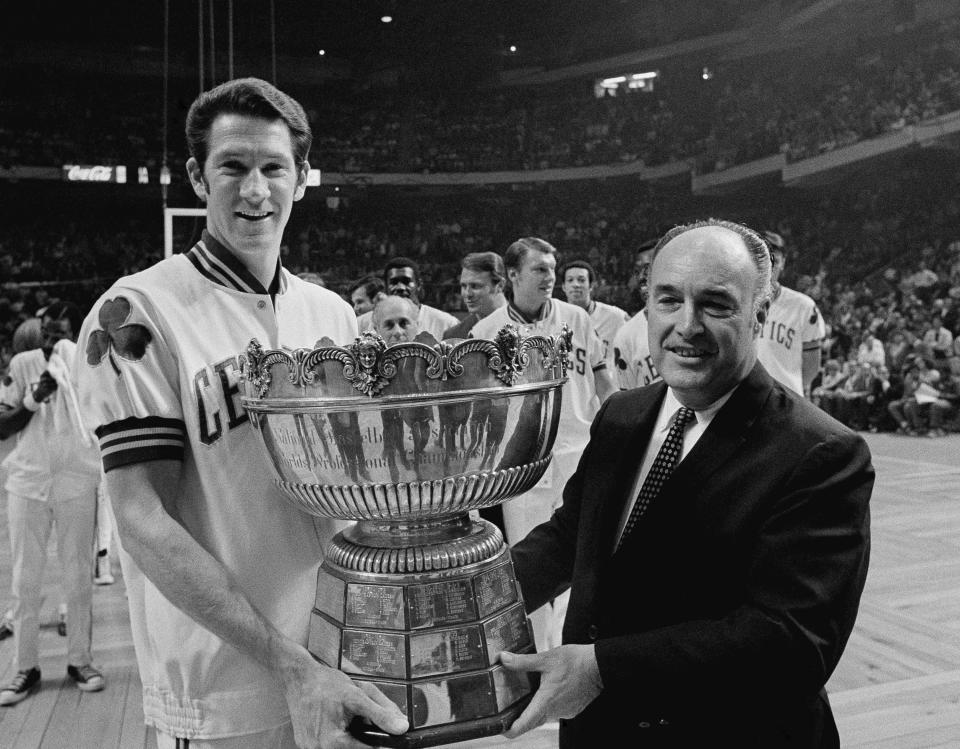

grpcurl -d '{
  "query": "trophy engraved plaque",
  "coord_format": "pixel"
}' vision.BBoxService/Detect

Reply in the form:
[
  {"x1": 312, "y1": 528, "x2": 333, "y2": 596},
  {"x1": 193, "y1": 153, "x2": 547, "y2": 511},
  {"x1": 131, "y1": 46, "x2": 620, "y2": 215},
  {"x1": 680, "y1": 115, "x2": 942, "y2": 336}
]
[{"x1": 241, "y1": 325, "x2": 571, "y2": 747}]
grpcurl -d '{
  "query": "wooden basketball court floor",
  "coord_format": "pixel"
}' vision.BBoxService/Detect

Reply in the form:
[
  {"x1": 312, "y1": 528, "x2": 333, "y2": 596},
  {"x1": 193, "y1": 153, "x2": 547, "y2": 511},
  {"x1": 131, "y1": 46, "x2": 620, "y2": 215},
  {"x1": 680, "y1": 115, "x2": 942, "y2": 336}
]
[{"x1": 1, "y1": 432, "x2": 959, "y2": 748}]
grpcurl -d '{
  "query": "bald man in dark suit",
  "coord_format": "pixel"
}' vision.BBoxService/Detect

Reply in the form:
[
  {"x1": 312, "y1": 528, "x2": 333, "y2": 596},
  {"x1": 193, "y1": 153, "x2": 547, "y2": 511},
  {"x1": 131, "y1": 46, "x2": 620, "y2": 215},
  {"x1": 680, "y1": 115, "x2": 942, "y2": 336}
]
[{"x1": 500, "y1": 219, "x2": 872, "y2": 748}]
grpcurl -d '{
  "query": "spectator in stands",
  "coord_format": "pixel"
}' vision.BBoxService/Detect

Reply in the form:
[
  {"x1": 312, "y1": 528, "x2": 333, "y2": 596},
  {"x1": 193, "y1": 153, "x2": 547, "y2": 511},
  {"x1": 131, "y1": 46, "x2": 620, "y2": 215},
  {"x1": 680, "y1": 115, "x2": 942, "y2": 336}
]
[
  {"x1": 857, "y1": 330, "x2": 886, "y2": 369},
  {"x1": 923, "y1": 314, "x2": 954, "y2": 363},
  {"x1": 903, "y1": 260, "x2": 940, "y2": 303},
  {"x1": 443, "y1": 252, "x2": 507, "y2": 340},
  {"x1": 888, "y1": 356, "x2": 941, "y2": 434},
  {"x1": 812, "y1": 358, "x2": 847, "y2": 420},
  {"x1": 885, "y1": 330, "x2": 912, "y2": 374},
  {"x1": 835, "y1": 362, "x2": 879, "y2": 431}
]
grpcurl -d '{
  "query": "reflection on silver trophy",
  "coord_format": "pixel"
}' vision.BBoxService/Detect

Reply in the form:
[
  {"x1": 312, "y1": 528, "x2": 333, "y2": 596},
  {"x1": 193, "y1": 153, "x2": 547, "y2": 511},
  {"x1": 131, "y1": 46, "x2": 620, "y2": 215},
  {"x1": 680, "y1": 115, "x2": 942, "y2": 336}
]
[{"x1": 240, "y1": 324, "x2": 571, "y2": 747}]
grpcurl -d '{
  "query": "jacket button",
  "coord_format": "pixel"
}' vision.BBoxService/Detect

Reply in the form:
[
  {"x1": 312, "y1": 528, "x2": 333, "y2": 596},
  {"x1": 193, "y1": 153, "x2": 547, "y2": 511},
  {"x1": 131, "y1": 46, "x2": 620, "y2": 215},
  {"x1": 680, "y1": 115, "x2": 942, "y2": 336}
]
[
  {"x1": 587, "y1": 624, "x2": 599, "y2": 640},
  {"x1": 257, "y1": 300, "x2": 266, "y2": 309}
]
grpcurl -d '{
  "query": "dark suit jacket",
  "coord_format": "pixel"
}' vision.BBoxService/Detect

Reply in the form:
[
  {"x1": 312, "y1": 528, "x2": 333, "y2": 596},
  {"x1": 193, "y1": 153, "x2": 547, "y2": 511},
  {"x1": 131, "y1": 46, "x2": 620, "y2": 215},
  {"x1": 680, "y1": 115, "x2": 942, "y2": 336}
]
[{"x1": 511, "y1": 363, "x2": 872, "y2": 748}]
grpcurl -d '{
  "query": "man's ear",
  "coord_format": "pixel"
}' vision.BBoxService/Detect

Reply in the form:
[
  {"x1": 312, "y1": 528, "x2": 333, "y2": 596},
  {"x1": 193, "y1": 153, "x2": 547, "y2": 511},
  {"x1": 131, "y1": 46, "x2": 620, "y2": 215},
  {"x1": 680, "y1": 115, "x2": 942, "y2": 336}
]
[
  {"x1": 186, "y1": 157, "x2": 207, "y2": 202},
  {"x1": 755, "y1": 299, "x2": 770, "y2": 331},
  {"x1": 294, "y1": 161, "x2": 310, "y2": 201}
]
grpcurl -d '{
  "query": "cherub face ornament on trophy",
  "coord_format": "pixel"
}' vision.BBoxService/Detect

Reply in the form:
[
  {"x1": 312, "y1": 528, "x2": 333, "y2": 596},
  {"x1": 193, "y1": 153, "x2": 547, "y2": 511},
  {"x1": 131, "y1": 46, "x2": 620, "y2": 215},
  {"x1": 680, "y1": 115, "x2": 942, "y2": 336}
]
[{"x1": 240, "y1": 324, "x2": 571, "y2": 747}]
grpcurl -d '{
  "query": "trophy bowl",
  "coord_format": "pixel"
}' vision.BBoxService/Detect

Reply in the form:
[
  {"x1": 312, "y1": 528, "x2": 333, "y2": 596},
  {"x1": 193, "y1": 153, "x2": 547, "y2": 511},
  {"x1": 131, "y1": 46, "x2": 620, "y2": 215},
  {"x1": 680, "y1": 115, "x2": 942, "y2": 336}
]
[{"x1": 240, "y1": 324, "x2": 570, "y2": 747}]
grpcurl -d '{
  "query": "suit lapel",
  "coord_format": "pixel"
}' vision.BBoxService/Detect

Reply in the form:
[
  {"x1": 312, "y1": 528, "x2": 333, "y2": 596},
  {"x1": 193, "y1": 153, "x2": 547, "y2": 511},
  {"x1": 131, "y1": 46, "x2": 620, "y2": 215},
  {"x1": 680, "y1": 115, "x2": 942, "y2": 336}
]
[{"x1": 668, "y1": 362, "x2": 774, "y2": 496}]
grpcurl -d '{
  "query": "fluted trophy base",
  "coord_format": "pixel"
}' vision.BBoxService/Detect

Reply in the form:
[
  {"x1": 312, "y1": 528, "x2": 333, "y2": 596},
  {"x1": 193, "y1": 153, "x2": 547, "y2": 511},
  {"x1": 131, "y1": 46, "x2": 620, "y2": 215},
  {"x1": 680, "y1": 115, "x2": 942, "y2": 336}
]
[{"x1": 308, "y1": 515, "x2": 535, "y2": 747}]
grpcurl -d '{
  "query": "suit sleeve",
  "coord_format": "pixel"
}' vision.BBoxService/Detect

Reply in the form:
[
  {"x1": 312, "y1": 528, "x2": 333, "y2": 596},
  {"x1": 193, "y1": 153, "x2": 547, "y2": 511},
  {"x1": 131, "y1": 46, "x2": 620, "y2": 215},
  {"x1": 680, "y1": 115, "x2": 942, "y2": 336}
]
[
  {"x1": 511, "y1": 396, "x2": 615, "y2": 612},
  {"x1": 593, "y1": 429, "x2": 872, "y2": 708}
]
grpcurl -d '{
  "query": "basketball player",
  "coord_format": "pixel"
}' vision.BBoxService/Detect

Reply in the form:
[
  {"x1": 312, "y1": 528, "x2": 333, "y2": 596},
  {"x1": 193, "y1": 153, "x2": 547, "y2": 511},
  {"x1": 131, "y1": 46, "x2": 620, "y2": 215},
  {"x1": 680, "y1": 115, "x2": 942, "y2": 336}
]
[
  {"x1": 612, "y1": 242, "x2": 662, "y2": 390},
  {"x1": 76, "y1": 78, "x2": 407, "y2": 748},
  {"x1": 472, "y1": 237, "x2": 615, "y2": 650},
  {"x1": 560, "y1": 260, "x2": 629, "y2": 371},
  {"x1": 756, "y1": 231, "x2": 825, "y2": 397}
]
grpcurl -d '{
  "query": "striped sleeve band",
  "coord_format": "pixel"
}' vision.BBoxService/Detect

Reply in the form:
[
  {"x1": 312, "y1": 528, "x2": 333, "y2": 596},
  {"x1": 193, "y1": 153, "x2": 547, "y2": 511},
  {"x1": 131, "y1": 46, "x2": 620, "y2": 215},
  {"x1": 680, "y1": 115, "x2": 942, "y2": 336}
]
[{"x1": 95, "y1": 416, "x2": 186, "y2": 472}]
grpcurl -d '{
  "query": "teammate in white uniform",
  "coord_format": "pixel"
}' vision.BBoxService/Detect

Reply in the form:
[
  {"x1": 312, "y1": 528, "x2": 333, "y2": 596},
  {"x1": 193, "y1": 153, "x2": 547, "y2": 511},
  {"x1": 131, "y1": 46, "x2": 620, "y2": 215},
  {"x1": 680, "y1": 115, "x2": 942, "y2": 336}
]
[
  {"x1": 76, "y1": 78, "x2": 407, "y2": 749},
  {"x1": 612, "y1": 245, "x2": 663, "y2": 390},
  {"x1": 472, "y1": 238, "x2": 615, "y2": 650},
  {"x1": 756, "y1": 232, "x2": 825, "y2": 397},
  {"x1": 0, "y1": 303, "x2": 104, "y2": 706},
  {"x1": 443, "y1": 252, "x2": 507, "y2": 340},
  {"x1": 560, "y1": 260, "x2": 630, "y2": 372},
  {"x1": 350, "y1": 277, "x2": 385, "y2": 333},
  {"x1": 612, "y1": 310, "x2": 662, "y2": 389},
  {"x1": 381, "y1": 257, "x2": 458, "y2": 340}
]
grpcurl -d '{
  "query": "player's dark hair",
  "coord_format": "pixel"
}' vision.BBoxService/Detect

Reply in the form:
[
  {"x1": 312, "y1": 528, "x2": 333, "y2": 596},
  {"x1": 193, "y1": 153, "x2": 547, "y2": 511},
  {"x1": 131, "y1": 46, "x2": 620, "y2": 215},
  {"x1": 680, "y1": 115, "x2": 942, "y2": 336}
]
[
  {"x1": 42, "y1": 302, "x2": 84, "y2": 337},
  {"x1": 383, "y1": 257, "x2": 420, "y2": 284},
  {"x1": 351, "y1": 276, "x2": 386, "y2": 300},
  {"x1": 461, "y1": 252, "x2": 505, "y2": 286},
  {"x1": 561, "y1": 260, "x2": 595, "y2": 284},
  {"x1": 186, "y1": 77, "x2": 312, "y2": 170}
]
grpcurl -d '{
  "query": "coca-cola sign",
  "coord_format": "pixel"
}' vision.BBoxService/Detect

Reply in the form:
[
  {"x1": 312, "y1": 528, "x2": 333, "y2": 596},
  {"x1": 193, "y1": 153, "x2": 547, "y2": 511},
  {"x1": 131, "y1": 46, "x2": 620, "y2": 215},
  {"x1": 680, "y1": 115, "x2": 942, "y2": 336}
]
[{"x1": 63, "y1": 164, "x2": 115, "y2": 182}]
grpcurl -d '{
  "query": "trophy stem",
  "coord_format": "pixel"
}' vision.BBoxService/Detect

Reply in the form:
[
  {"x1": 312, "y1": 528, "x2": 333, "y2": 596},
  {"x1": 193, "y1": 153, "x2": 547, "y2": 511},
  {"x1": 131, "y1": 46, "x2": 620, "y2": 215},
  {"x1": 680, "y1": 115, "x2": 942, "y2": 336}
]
[{"x1": 330, "y1": 514, "x2": 505, "y2": 574}]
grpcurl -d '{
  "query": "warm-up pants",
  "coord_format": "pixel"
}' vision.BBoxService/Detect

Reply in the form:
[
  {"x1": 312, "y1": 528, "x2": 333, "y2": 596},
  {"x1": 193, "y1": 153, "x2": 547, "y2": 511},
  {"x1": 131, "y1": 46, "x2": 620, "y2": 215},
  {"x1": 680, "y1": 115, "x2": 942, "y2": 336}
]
[{"x1": 7, "y1": 472, "x2": 99, "y2": 671}]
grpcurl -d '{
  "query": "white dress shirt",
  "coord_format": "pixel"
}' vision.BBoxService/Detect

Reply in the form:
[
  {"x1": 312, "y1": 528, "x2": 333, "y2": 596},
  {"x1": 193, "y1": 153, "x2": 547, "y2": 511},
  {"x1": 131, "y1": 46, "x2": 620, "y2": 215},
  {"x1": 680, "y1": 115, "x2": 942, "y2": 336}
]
[{"x1": 614, "y1": 387, "x2": 736, "y2": 547}]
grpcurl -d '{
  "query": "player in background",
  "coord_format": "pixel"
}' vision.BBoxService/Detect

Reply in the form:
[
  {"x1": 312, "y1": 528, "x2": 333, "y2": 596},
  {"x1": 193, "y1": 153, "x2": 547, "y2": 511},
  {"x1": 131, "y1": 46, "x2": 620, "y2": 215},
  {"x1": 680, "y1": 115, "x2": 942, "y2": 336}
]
[
  {"x1": 0, "y1": 303, "x2": 104, "y2": 706},
  {"x1": 443, "y1": 251, "x2": 507, "y2": 340},
  {"x1": 472, "y1": 237, "x2": 615, "y2": 650},
  {"x1": 756, "y1": 231, "x2": 825, "y2": 398},
  {"x1": 613, "y1": 240, "x2": 662, "y2": 390},
  {"x1": 357, "y1": 257, "x2": 457, "y2": 340},
  {"x1": 350, "y1": 276, "x2": 386, "y2": 322},
  {"x1": 560, "y1": 260, "x2": 629, "y2": 372}
]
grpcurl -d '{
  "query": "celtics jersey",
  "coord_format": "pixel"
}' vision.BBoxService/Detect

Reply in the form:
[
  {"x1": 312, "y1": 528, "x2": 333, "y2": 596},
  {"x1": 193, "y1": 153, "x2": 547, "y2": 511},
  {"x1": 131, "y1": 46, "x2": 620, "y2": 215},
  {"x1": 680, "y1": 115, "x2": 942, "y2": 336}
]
[
  {"x1": 612, "y1": 310, "x2": 662, "y2": 390},
  {"x1": 76, "y1": 232, "x2": 357, "y2": 738}
]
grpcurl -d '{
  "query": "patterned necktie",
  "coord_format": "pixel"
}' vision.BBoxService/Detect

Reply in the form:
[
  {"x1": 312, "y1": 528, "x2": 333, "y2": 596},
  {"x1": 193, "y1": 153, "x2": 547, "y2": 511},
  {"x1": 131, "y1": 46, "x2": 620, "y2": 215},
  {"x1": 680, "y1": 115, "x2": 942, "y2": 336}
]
[{"x1": 617, "y1": 406, "x2": 695, "y2": 551}]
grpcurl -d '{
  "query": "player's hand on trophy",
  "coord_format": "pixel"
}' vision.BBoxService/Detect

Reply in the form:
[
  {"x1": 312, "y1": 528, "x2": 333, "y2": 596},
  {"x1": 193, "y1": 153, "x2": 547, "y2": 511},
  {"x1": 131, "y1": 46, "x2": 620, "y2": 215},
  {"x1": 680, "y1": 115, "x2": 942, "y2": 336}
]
[
  {"x1": 499, "y1": 645, "x2": 603, "y2": 738},
  {"x1": 282, "y1": 653, "x2": 408, "y2": 749},
  {"x1": 33, "y1": 371, "x2": 59, "y2": 402}
]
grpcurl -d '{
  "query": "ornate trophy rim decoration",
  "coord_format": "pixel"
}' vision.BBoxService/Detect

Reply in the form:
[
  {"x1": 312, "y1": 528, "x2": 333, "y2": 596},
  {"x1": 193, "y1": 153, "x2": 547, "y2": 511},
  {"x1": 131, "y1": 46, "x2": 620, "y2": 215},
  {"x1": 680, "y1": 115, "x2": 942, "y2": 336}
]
[{"x1": 240, "y1": 324, "x2": 571, "y2": 747}]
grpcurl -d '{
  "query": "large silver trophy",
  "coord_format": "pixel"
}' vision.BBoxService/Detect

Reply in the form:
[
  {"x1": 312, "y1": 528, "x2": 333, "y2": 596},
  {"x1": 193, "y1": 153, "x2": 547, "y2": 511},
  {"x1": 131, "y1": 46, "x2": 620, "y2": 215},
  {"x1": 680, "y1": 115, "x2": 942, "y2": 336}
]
[{"x1": 240, "y1": 324, "x2": 571, "y2": 747}]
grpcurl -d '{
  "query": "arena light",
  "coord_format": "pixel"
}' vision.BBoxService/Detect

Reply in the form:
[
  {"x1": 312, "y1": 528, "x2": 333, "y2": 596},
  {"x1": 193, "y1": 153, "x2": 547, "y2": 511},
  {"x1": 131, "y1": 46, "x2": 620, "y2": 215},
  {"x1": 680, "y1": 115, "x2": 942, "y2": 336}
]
[
  {"x1": 595, "y1": 70, "x2": 658, "y2": 97},
  {"x1": 381, "y1": 15, "x2": 392, "y2": 23},
  {"x1": 318, "y1": 49, "x2": 326, "y2": 56},
  {"x1": 509, "y1": 45, "x2": 517, "y2": 53}
]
